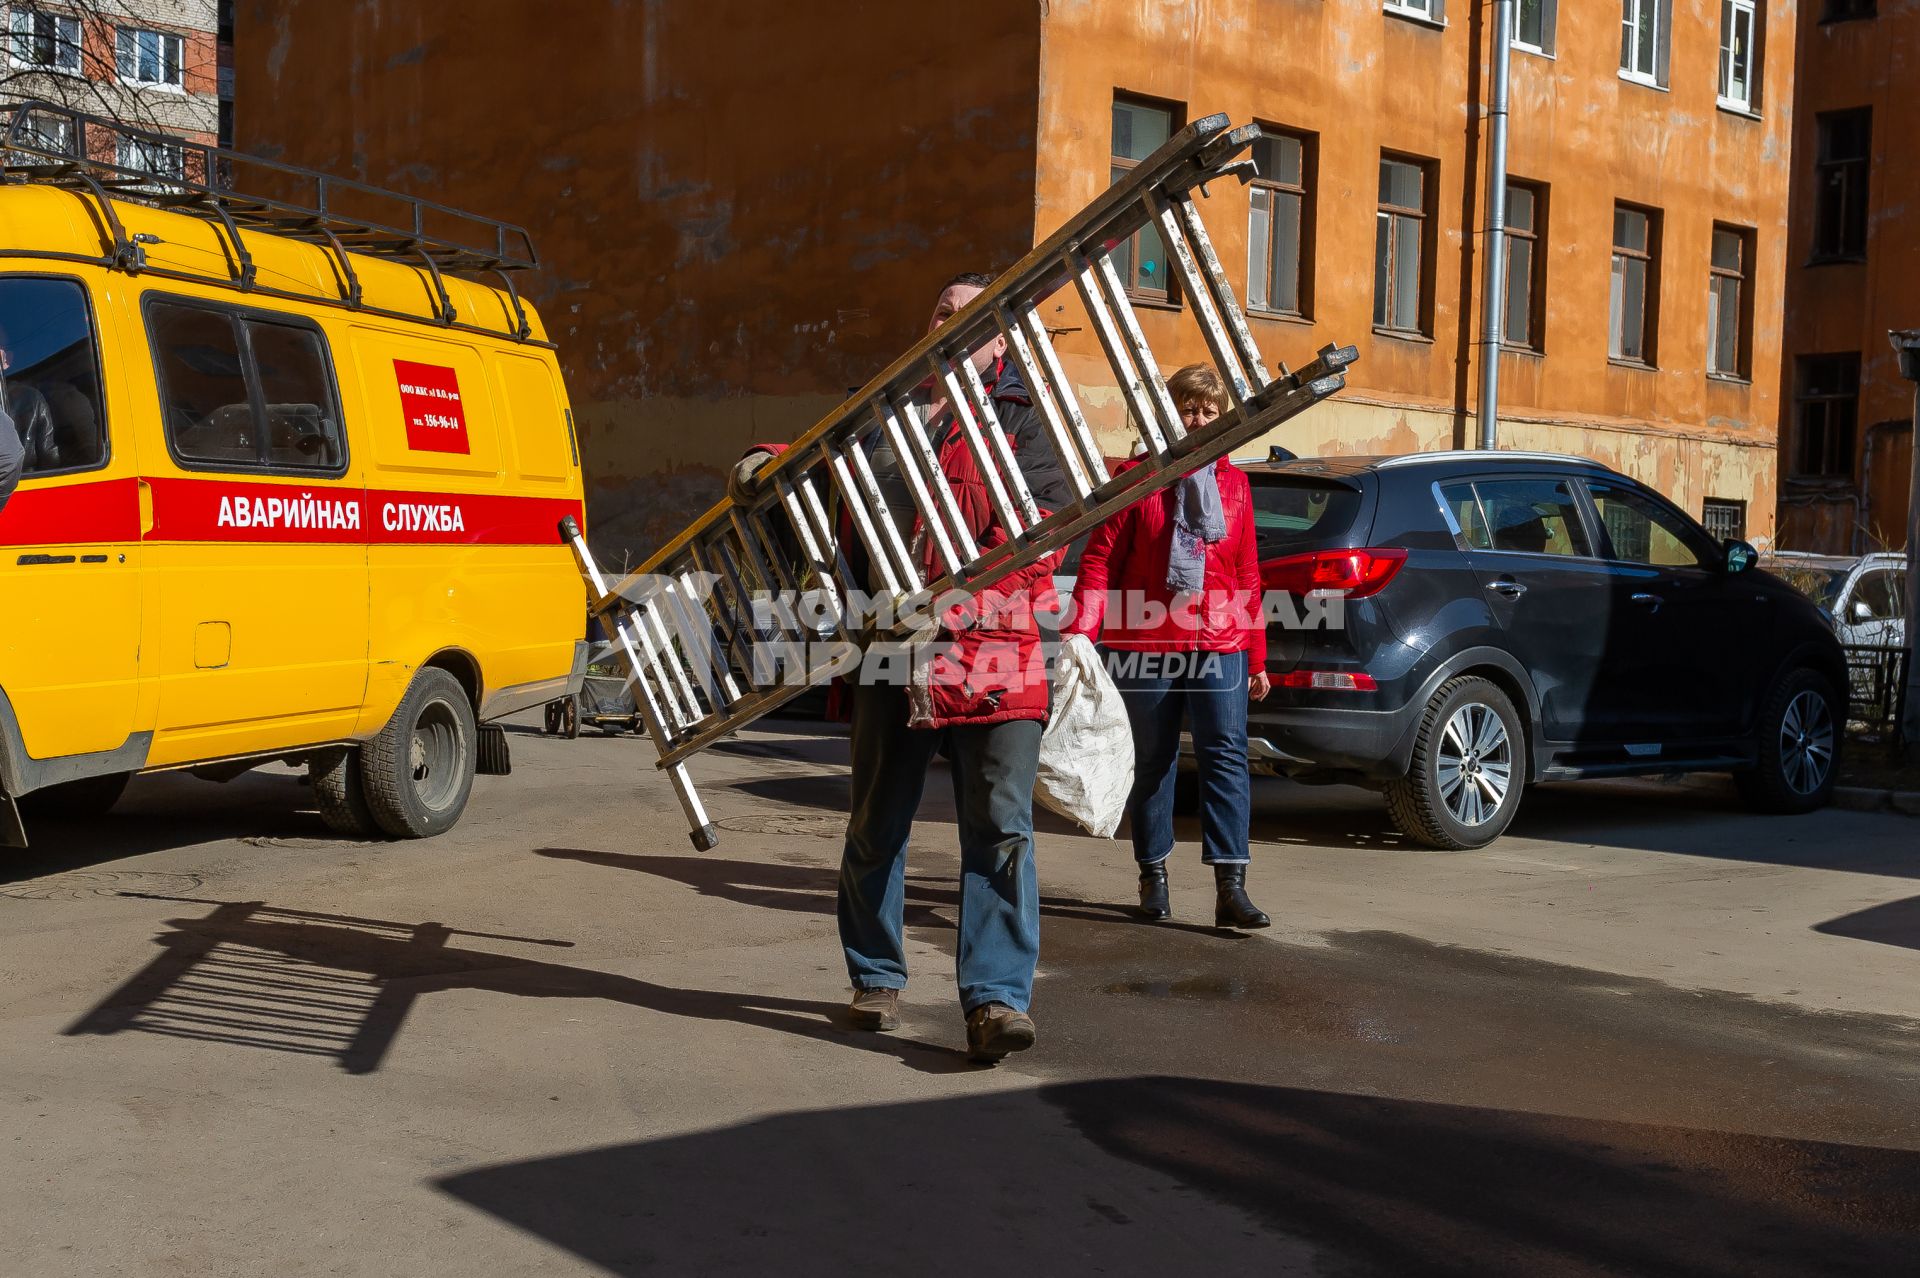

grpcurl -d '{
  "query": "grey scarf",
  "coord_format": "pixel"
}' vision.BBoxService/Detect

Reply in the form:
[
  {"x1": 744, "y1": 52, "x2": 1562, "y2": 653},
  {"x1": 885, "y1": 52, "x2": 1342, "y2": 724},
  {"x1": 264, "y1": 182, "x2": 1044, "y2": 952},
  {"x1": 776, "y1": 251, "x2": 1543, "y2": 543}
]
[{"x1": 1167, "y1": 464, "x2": 1228, "y2": 593}]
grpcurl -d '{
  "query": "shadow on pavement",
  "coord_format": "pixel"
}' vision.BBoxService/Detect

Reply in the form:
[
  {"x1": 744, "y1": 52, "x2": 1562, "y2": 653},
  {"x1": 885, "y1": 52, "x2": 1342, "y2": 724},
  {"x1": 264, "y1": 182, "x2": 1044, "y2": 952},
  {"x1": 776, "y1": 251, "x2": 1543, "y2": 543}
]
[
  {"x1": 1814, "y1": 896, "x2": 1920, "y2": 952},
  {"x1": 65, "y1": 896, "x2": 971, "y2": 1075},
  {"x1": 435, "y1": 1076, "x2": 1920, "y2": 1277},
  {"x1": 535, "y1": 848, "x2": 1241, "y2": 940}
]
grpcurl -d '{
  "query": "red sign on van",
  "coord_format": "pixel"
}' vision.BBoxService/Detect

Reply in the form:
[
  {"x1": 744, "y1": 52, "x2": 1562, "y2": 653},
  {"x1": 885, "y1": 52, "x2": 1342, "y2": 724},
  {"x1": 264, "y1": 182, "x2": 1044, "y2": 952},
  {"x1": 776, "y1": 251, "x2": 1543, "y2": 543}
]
[{"x1": 395, "y1": 359, "x2": 470, "y2": 454}]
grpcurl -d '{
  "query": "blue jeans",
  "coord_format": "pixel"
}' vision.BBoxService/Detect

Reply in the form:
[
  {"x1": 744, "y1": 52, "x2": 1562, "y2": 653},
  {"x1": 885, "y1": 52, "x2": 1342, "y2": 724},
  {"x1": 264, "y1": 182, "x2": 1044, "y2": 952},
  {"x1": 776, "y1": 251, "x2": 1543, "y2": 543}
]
[
  {"x1": 1108, "y1": 647, "x2": 1251, "y2": 867},
  {"x1": 838, "y1": 681, "x2": 1042, "y2": 1013}
]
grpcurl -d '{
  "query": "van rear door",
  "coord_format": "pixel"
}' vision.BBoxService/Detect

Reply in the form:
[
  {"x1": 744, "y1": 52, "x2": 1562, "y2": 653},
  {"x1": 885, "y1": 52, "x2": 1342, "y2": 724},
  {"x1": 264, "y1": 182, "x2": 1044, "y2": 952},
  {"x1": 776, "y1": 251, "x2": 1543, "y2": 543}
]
[{"x1": 0, "y1": 272, "x2": 145, "y2": 766}]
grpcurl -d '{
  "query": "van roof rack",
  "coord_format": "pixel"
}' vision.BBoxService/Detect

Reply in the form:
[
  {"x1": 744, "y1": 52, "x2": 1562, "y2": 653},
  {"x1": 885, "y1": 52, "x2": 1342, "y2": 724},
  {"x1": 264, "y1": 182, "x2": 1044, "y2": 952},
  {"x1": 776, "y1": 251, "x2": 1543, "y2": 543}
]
[{"x1": 0, "y1": 99, "x2": 536, "y2": 273}]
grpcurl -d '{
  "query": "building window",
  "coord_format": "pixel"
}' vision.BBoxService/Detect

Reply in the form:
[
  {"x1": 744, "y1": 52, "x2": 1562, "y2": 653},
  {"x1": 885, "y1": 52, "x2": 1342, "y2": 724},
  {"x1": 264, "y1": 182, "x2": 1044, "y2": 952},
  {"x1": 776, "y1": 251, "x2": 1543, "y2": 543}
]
[
  {"x1": 1609, "y1": 204, "x2": 1659, "y2": 365},
  {"x1": 117, "y1": 137, "x2": 186, "y2": 181},
  {"x1": 1620, "y1": 0, "x2": 1670, "y2": 86},
  {"x1": 1514, "y1": 0, "x2": 1556, "y2": 53},
  {"x1": 1813, "y1": 109, "x2": 1871, "y2": 262},
  {"x1": 1111, "y1": 95, "x2": 1179, "y2": 304},
  {"x1": 1503, "y1": 181, "x2": 1544, "y2": 350},
  {"x1": 117, "y1": 28, "x2": 185, "y2": 89},
  {"x1": 1385, "y1": 0, "x2": 1445, "y2": 23},
  {"x1": 1374, "y1": 155, "x2": 1431, "y2": 335},
  {"x1": 1707, "y1": 225, "x2": 1752, "y2": 379},
  {"x1": 1718, "y1": 0, "x2": 1760, "y2": 112},
  {"x1": 7, "y1": 8, "x2": 82, "y2": 73},
  {"x1": 1701, "y1": 499, "x2": 1747, "y2": 544},
  {"x1": 1821, "y1": 0, "x2": 1875, "y2": 21},
  {"x1": 1248, "y1": 130, "x2": 1312, "y2": 318},
  {"x1": 1792, "y1": 354, "x2": 1860, "y2": 478}
]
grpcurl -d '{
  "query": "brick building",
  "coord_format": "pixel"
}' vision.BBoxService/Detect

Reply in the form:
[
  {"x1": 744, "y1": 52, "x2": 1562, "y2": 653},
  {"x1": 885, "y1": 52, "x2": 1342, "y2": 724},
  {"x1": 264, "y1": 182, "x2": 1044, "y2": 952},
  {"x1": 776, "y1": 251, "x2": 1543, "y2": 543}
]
[
  {"x1": 232, "y1": 0, "x2": 1795, "y2": 562},
  {"x1": 2, "y1": 1, "x2": 221, "y2": 155},
  {"x1": 1777, "y1": 0, "x2": 1916, "y2": 554}
]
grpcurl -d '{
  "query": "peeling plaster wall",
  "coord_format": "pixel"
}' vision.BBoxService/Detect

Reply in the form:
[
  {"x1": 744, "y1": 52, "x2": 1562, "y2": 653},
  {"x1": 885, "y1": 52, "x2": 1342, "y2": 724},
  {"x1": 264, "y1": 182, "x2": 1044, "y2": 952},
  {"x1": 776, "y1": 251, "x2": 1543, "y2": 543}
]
[
  {"x1": 234, "y1": 0, "x2": 1043, "y2": 564},
  {"x1": 1779, "y1": 1, "x2": 1916, "y2": 554},
  {"x1": 1035, "y1": 0, "x2": 1793, "y2": 539}
]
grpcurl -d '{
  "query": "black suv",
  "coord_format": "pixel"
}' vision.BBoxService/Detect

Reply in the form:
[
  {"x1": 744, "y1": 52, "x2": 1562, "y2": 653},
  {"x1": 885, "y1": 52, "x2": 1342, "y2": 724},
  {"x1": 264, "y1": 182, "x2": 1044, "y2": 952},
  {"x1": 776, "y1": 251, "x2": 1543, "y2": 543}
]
[{"x1": 1240, "y1": 452, "x2": 1846, "y2": 849}]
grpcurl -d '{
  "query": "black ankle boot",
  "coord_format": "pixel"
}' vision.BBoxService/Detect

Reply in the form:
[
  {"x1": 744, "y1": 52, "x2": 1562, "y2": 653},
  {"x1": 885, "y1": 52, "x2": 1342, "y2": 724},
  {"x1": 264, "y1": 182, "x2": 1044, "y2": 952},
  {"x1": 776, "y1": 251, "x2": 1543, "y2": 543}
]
[
  {"x1": 1137, "y1": 862, "x2": 1170, "y2": 921},
  {"x1": 1214, "y1": 865, "x2": 1270, "y2": 930}
]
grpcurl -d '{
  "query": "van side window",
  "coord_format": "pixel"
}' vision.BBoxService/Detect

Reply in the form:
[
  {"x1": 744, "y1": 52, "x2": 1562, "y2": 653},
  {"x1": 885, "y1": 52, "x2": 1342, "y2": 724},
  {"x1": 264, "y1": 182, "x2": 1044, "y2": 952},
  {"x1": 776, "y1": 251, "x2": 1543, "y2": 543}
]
[
  {"x1": 0, "y1": 276, "x2": 109, "y2": 477},
  {"x1": 149, "y1": 299, "x2": 346, "y2": 474}
]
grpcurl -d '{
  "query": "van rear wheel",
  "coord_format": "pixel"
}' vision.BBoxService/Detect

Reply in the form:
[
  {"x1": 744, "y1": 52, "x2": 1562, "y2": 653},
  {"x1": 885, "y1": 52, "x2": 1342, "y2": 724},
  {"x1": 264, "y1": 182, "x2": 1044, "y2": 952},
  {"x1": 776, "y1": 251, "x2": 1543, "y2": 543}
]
[
  {"x1": 361, "y1": 668, "x2": 477, "y2": 838},
  {"x1": 311, "y1": 747, "x2": 383, "y2": 839}
]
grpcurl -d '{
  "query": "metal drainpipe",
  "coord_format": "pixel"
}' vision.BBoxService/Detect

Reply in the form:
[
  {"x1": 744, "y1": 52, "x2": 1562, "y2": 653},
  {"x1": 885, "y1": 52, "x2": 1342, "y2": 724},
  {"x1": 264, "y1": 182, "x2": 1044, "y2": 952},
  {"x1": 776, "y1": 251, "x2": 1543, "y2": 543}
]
[
  {"x1": 1476, "y1": 0, "x2": 1514, "y2": 450},
  {"x1": 1888, "y1": 329, "x2": 1920, "y2": 749}
]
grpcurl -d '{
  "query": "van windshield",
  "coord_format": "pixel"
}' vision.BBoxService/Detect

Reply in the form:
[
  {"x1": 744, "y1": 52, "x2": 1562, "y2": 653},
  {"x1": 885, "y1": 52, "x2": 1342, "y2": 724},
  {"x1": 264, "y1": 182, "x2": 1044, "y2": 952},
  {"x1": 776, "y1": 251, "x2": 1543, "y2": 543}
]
[{"x1": 1248, "y1": 475, "x2": 1362, "y2": 559}]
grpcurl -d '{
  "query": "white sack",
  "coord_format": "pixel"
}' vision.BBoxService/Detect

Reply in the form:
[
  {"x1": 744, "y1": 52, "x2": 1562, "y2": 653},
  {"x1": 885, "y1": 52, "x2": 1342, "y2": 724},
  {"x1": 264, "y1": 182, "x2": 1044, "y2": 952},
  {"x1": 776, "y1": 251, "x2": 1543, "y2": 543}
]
[{"x1": 1035, "y1": 634, "x2": 1134, "y2": 838}]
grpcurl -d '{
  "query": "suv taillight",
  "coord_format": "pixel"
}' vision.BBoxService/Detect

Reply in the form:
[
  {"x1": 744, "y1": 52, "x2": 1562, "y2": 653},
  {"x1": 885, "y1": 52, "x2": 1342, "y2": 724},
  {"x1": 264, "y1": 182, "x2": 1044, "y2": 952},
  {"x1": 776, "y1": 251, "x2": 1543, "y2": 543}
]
[{"x1": 1259, "y1": 548, "x2": 1407, "y2": 598}]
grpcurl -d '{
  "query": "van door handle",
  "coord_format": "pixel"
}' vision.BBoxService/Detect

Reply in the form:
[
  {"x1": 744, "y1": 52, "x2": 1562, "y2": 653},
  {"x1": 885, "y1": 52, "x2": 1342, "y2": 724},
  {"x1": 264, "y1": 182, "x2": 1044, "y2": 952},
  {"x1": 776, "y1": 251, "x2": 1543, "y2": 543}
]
[
  {"x1": 138, "y1": 479, "x2": 155, "y2": 535},
  {"x1": 1489, "y1": 579, "x2": 1527, "y2": 598}
]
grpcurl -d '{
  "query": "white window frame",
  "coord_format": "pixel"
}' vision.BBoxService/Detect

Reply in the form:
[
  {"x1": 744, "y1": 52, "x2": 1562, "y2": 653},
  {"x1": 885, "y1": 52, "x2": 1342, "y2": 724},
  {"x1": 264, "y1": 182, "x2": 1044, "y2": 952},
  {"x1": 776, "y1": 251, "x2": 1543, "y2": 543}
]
[
  {"x1": 1619, "y1": 0, "x2": 1669, "y2": 88},
  {"x1": 116, "y1": 26, "x2": 186, "y2": 92},
  {"x1": 8, "y1": 7, "x2": 83, "y2": 74},
  {"x1": 116, "y1": 136, "x2": 186, "y2": 181},
  {"x1": 1717, "y1": 0, "x2": 1759, "y2": 114},
  {"x1": 1512, "y1": 0, "x2": 1557, "y2": 56},
  {"x1": 1384, "y1": 0, "x2": 1446, "y2": 27}
]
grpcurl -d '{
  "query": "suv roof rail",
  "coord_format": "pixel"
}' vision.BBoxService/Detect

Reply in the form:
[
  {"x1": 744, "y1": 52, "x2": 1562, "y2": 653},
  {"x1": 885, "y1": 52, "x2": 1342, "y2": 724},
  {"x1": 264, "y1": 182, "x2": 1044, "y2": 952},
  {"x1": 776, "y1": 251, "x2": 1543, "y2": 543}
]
[
  {"x1": 1373, "y1": 450, "x2": 1607, "y2": 469},
  {"x1": 0, "y1": 99, "x2": 536, "y2": 273}
]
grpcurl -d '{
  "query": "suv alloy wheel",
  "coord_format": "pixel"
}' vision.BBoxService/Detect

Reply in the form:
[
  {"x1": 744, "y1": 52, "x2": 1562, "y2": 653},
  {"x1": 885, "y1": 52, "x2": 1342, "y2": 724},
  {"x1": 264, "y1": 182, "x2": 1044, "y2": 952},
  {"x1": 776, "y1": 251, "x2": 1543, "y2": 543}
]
[{"x1": 1386, "y1": 676, "x2": 1526, "y2": 850}]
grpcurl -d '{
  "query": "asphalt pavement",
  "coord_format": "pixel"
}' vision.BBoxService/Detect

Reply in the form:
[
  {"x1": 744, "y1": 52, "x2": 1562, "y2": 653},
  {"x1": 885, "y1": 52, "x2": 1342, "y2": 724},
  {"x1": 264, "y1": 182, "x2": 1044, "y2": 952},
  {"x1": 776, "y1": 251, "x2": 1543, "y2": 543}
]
[{"x1": 4, "y1": 716, "x2": 1918, "y2": 1276}]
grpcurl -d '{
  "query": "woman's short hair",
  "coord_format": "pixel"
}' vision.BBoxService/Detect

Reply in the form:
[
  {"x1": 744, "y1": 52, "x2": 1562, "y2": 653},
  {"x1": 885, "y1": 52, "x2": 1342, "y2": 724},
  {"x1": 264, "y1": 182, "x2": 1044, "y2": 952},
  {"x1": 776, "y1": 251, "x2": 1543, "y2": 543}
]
[{"x1": 1166, "y1": 363, "x2": 1228, "y2": 413}]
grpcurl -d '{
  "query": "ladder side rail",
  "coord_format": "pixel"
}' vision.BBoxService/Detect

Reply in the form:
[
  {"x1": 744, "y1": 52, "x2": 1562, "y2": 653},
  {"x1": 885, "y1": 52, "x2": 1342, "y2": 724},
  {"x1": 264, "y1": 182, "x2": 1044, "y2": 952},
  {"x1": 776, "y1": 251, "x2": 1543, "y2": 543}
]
[{"x1": 994, "y1": 306, "x2": 1096, "y2": 504}]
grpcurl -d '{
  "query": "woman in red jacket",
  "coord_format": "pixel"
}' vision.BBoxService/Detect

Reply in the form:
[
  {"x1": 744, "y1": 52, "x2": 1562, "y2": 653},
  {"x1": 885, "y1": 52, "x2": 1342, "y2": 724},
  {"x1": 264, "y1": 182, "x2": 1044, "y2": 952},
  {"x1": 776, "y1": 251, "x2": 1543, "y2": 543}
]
[{"x1": 1066, "y1": 364, "x2": 1270, "y2": 929}]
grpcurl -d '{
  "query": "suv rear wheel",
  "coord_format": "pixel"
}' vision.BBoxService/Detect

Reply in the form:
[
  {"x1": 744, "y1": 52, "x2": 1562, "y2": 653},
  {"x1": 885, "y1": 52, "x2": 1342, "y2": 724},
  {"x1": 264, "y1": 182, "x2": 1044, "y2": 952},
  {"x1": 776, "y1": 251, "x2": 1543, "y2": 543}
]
[
  {"x1": 1734, "y1": 668, "x2": 1839, "y2": 815},
  {"x1": 1387, "y1": 676, "x2": 1525, "y2": 850},
  {"x1": 360, "y1": 668, "x2": 478, "y2": 838}
]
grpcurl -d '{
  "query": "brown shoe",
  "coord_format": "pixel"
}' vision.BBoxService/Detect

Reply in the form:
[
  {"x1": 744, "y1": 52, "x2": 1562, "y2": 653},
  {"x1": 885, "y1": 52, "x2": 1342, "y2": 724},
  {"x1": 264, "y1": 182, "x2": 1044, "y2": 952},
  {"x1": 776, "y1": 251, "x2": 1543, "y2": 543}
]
[
  {"x1": 965, "y1": 1003, "x2": 1036, "y2": 1063},
  {"x1": 848, "y1": 987, "x2": 901, "y2": 1031}
]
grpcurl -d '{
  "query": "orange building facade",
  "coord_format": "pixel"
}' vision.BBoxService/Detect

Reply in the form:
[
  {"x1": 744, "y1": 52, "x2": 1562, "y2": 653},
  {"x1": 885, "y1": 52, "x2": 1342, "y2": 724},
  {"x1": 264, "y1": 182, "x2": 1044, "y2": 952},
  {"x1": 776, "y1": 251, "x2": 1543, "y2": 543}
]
[
  {"x1": 233, "y1": 0, "x2": 1795, "y2": 563},
  {"x1": 1777, "y1": 0, "x2": 1916, "y2": 554}
]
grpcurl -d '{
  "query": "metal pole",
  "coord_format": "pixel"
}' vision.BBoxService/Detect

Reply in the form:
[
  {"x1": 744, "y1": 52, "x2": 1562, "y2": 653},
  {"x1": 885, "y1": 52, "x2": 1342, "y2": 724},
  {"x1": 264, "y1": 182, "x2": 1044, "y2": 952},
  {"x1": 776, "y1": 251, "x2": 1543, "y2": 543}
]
[
  {"x1": 1476, "y1": 0, "x2": 1514, "y2": 450},
  {"x1": 1889, "y1": 330, "x2": 1920, "y2": 749}
]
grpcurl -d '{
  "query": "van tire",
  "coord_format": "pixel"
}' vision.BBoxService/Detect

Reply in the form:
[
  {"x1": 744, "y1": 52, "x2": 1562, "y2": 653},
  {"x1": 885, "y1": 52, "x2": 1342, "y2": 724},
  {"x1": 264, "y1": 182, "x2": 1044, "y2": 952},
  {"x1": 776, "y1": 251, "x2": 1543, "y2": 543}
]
[
  {"x1": 311, "y1": 747, "x2": 383, "y2": 839},
  {"x1": 21, "y1": 771, "x2": 131, "y2": 817},
  {"x1": 361, "y1": 668, "x2": 477, "y2": 838}
]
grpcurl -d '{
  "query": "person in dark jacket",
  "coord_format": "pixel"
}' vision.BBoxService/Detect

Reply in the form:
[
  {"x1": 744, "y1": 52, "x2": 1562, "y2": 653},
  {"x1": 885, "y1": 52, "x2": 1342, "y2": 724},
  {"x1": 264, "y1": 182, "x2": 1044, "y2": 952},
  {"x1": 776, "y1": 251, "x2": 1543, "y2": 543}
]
[
  {"x1": 0, "y1": 400, "x2": 21, "y2": 513},
  {"x1": 730, "y1": 271, "x2": 1068, "y2": 1062},
  {"x1": 1067, "y1": 363, "x2": 1272, "y2": 930}
]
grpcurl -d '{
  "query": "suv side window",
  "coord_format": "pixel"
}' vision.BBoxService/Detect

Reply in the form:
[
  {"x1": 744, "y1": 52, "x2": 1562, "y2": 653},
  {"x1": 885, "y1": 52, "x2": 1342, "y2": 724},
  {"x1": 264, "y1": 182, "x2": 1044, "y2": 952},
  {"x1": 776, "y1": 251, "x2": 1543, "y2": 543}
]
[
  {"x1": 0, "y1": 276, "x2": 109, "y2": 478},
  {"x1": 149, "y1": 298, "x2": 346, "y2": 474},
  {"x1": 1852, "y1": 569, "x2": 1906, "y2": 621},
  {"x1": 1586, "y1": 480, "x2": 1715, "y2": 569},
  {"x1": 1448, "y1": 478, "x2": 1591, "y2": 557}
]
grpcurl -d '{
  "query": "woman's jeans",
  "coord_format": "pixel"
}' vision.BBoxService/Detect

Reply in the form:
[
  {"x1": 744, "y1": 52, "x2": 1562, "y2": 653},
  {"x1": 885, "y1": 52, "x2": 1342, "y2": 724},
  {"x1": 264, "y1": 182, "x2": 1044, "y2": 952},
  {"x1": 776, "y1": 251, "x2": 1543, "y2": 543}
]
[{"x1": 1107, "y1": 646, "x2": 1251, "y2": 867}]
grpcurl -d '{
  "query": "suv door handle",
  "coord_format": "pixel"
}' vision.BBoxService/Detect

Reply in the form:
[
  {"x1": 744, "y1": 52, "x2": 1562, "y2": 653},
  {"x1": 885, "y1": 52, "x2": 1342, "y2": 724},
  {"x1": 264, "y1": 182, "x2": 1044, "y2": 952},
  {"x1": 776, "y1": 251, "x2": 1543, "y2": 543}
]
[
  {"x1": 1631, "y1": 592, "x2": 1664, "y2": 606},
  {"x1": 1489, "y1": 579, "x2": 1527, "y2": 598}
]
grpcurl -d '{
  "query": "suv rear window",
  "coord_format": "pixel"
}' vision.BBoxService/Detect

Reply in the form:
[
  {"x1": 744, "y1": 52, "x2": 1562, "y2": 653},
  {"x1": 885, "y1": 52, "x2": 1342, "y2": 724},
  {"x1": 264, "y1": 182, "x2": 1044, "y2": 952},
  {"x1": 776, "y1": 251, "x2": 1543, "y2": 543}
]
[{"x1": 1249, "y1": 475, "x2": 1362, "y2": 559}]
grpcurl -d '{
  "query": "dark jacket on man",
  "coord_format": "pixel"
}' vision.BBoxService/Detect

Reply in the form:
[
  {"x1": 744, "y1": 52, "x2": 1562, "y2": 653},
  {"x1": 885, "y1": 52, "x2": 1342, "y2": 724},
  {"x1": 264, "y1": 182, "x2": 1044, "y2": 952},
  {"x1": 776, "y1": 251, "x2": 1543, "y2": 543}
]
[{"x1": 0, "y1": 401, "x2": 23, "y2": 513}]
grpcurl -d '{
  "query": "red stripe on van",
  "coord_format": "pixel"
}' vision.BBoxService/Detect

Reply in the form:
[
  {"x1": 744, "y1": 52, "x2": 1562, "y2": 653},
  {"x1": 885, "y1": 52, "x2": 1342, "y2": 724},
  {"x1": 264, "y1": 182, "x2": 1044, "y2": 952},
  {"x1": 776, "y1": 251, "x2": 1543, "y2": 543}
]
[
  {"x1": 145, "y1": 478, "x2": 583, "y2": 546},
  {"x1": 0, "y1": 476, "x2": 582, "y2": 547},
  {"x1": 0, "y1": 477, "x2": 141, "y2": 547}
]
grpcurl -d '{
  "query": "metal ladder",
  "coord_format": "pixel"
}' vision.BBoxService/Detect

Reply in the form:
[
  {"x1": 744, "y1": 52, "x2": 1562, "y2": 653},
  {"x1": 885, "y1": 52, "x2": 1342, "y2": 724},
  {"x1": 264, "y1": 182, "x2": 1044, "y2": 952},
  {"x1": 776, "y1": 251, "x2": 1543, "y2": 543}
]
[{"x1": 563, "y1": 114, "x2": 1358, "y2": 848}]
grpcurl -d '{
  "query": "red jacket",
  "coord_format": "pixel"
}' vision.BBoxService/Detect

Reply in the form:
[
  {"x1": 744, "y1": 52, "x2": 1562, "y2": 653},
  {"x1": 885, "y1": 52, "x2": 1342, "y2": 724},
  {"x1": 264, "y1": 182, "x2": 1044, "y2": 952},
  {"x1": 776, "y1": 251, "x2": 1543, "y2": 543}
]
[{"x1": 1066, "y1": 455, "x2": 1266, "y2": 670}]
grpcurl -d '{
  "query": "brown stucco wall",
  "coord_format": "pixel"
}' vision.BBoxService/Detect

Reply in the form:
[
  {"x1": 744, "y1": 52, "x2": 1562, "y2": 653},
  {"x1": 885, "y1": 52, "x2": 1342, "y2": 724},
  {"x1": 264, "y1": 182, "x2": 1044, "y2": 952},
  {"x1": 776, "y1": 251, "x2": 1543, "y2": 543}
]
[
  {"x1": 1033, "y1": 0, "x2": 1793, "y2": 540},
  {"x1": 233, "y1": 0, "x2": 1042, "y2": 563},
  {"x1": 1779, "y1": 6, "x2": 1916, "y2": 554}
]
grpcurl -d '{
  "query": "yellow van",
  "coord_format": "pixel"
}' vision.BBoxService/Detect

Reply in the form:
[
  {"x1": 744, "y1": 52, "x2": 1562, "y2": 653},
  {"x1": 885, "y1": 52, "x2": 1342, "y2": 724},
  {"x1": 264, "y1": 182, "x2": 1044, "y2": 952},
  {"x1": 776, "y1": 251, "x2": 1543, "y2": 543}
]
[{"x1": 0, "y1": 105, "x2": 587, "y2": 846}]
